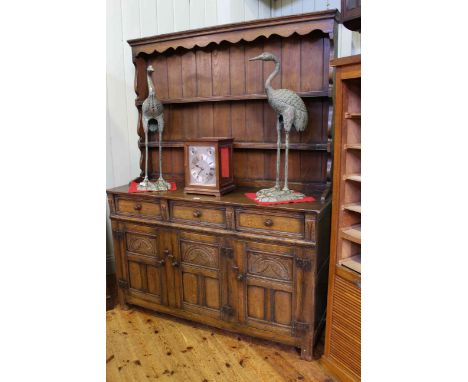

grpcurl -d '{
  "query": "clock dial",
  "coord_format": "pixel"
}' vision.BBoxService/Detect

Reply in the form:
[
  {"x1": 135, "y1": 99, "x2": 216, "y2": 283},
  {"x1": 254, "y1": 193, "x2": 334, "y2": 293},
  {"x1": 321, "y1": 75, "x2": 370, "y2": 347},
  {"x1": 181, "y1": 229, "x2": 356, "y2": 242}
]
[{"x1": 189, "y1": 146, "x2": 216, "y2": 186}]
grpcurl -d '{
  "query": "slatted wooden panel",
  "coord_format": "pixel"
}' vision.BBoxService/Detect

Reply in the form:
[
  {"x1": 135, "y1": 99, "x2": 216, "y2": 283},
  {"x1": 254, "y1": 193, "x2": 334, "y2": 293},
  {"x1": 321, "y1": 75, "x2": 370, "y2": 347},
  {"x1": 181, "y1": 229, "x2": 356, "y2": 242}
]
[{"x1": 329, "y1": 275, "x2": 361, "y2": 378}]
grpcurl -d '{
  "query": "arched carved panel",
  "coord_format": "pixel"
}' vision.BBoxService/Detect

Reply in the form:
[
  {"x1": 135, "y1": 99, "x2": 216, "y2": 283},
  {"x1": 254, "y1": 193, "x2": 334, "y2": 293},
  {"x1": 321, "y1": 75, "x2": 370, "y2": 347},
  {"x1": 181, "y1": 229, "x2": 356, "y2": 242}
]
[
  {"x1": 247, "y1": 252, "x2": 293, "y2": 282},
  {"x1": 126, "y1": 233, "x2": 157, "y2": 256},
  {"x1": 181, "y1": 242, "x2": 219, "y2": 269}
]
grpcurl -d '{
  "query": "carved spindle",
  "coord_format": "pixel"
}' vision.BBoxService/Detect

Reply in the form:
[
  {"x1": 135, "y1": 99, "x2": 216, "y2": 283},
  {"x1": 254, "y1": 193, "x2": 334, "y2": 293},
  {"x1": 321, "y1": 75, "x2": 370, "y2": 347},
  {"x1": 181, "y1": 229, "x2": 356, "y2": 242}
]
[
  {"x1": 160, "y1": 199, "x2": 169, "y2": 220},
  {"x1": 225, "y1": 207, "x2": 235, "y2": 230},
  {"x1": 305, "y1": 214, "x2": 316, "y2": 242}
]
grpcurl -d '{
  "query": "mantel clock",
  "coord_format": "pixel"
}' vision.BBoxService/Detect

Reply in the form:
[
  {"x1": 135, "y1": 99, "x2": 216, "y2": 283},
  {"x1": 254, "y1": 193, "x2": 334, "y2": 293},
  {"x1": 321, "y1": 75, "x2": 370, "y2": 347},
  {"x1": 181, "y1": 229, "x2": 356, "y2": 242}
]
[{"x1": 183, "y1": 137, "x2": 235, "y2": 196}]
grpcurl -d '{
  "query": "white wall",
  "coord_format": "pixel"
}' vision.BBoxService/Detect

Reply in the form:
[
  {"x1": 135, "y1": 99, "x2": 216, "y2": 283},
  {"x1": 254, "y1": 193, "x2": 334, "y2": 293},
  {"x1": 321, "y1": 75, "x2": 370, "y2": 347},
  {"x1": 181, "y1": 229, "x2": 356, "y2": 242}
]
[{"x1": 106, "y1": 0, "x2": 360, "y2": 271}]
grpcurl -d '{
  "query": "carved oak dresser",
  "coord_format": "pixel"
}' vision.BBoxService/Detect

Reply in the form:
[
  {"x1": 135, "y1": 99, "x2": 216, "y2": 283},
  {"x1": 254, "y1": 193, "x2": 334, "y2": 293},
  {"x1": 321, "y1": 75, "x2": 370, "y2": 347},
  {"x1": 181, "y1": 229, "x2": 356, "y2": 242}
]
[{"x1": 107, "y1": 10, "x2": 338, "y2": 359}]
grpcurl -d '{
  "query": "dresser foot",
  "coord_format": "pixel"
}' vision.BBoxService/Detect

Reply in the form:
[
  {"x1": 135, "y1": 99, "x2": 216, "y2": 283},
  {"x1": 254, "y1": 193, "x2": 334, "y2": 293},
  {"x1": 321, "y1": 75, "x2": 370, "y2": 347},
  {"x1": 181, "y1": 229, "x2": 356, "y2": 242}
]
[
  {"x1": 120, "y1": 302, "x2": 130, "y2": 311},
  {"x1": 300, "y1": 344, "x2": 313, "y2": 361}
]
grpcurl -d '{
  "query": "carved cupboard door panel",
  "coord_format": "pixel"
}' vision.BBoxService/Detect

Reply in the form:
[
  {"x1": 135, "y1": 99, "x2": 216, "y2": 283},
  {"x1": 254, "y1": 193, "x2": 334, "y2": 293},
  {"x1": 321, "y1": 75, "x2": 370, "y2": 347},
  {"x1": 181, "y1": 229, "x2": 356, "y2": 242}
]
[
  {"x1": 234, "y1": 241, "x2": 308, "y2": 339},
  {"x1": 120, "y1": 223, "x2": 168, "y2": 306},
  {"x1": 172, "y1": 231, "x2": 232, "y2": 320}
]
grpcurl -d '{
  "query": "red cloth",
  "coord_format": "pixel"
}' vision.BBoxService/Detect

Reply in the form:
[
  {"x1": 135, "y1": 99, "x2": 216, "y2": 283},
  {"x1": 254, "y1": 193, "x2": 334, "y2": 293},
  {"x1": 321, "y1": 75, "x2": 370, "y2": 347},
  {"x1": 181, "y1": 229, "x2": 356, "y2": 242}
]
[
  {"x1": 244, "y1": 192, "x2": 315, "y2": 205},
  {"x1": 128, "y1": 181, "x2": 177, "y2": 193}
]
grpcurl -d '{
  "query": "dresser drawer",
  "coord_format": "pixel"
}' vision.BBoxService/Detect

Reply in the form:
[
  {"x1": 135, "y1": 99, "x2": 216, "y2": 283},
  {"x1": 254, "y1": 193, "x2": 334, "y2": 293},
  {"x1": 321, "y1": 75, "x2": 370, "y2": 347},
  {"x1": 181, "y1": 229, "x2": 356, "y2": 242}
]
[
  {"x1": 115, "y1": 197, "x2": 161, "y2": 219},
  {"x1": 170, "y1": 202, "x2": 226, "y2": 228},
  {"x1": 235, "y1": 209, "x2": 304, "y2": 238}
]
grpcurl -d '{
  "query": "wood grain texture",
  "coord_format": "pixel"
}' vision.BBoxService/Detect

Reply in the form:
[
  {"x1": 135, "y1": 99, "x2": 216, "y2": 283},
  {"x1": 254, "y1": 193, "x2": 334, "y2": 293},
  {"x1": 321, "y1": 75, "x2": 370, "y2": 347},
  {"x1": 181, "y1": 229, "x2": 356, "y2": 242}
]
[
  {"x1": 131, "y1": 16, "x2": 336, "y2": 191},
  {"x1": 106, "y1": 305, "x2": 336, "y2": 382},
  {"x1": 323, "y1": 56, "x2": 361, "y2": 382},
  {"x1": 108, "y1": 185, "x2": 331, "y2": 360}
]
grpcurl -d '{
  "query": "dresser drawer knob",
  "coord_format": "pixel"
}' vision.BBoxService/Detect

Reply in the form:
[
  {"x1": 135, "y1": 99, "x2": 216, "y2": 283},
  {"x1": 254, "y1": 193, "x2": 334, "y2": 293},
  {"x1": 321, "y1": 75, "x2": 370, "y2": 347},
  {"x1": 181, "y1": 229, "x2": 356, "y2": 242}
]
[
  {"x1": 264, "y1": 218, "x2": 273, "y2": 227},
  {"x1": 193, "y1": 209, "x2": 202, "y2": 218},
  {"x1": 134, "y1": 203, "x2": 142, "y2": 211}
]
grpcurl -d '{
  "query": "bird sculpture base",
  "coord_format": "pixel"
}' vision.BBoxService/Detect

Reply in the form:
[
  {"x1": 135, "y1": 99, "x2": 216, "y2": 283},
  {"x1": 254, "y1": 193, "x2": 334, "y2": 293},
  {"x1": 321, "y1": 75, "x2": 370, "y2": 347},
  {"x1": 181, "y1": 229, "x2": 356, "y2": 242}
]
[
  {"x1": 137, "y1": 178, "x2": 172, "y2": 192},
  {"x1": 255, "y1": 187, "x2": 305, "y2": 203}
]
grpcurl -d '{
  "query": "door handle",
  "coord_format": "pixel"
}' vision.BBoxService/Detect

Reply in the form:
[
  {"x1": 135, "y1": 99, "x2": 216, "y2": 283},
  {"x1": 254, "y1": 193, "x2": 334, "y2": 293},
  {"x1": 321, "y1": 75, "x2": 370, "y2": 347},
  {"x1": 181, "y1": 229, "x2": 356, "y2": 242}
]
[
  {"x1": 232, "y1": 265, "x2": 245, "y2": 281},
  {"x1": 156, "y1": 258, "x2": 166, "y2": 267},
  {"x1": 164, "y1": 249, "x2": 179, "y2": 267}
]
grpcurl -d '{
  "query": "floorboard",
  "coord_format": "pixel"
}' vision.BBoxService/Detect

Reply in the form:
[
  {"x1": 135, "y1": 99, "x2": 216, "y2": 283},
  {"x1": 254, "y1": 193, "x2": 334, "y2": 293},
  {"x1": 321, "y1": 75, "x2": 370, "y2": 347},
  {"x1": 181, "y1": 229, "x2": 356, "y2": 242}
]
[{"x1": 107, "y1": 305, "x2": 337, "y2": 382}]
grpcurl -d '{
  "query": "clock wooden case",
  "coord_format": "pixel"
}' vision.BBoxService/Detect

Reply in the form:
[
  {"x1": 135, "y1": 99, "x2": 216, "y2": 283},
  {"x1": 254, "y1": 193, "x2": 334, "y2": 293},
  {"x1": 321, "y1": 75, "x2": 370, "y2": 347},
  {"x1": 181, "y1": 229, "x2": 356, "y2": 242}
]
[
  {"x1": 108, "y1": 10, "x2": 339, "y2": 360},
  {"x1": 184, "y1": 137, "x2": 235, "y2": 196}
]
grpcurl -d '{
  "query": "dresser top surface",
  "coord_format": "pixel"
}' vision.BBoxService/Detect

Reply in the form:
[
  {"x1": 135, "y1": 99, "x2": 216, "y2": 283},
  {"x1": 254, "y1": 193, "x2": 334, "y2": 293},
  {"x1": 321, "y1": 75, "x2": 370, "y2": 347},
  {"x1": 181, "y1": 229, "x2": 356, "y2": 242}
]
[{"x1": 107, "y1": 185, "x2": 329, "y2": 214}]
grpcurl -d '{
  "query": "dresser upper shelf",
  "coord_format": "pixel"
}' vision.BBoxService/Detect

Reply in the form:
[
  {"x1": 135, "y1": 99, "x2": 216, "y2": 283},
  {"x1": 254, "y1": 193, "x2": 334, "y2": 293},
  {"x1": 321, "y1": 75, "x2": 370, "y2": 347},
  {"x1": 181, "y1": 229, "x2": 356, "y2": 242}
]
[
  {"x1": 128, "y1": 9, "x2": 339, "y2": 57},
  {"x1": 135, "y1": 89, "x2": 332, "y2": 106}
]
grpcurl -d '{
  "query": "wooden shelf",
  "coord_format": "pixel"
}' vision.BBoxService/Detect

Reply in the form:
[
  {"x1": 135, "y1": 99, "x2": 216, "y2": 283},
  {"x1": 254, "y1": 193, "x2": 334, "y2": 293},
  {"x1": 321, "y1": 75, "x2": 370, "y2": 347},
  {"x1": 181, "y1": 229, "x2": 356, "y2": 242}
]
[
  {"x1": 345, "y1": 143, "x2": 361, "y2": 150},
  {"x1": 339, "y1": 255, "x2": 361, "y2": 274},
  {"x1": 139, "y1": 141, "x2": 329, "y2": 151},
  {"x1": 343, "y1": 203, "x2": 361, "y2": 213},
  {"x1": 341, "y1": 224, "x2": 361, "y2": 244},
  {"x1": 344, "y1": 112, "x2": 361, "y2": 119},
  {"x1": 135, "y1": 89, "x2": 331, "y2": 106},
  {"x1": 344, "y1": 174, "x2": 361, "y2": 182}
]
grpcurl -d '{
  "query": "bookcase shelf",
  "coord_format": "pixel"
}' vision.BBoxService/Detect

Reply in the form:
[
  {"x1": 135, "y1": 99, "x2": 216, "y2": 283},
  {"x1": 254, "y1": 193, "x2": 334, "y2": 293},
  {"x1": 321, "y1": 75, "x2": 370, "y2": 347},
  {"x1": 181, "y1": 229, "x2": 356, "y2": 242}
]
[
  {"x1": 341, "y1": 225, "x2": 361, "y2": 244},
  {"x1": 323, "y1": 55, "x2": 361, "y2": 382},
  {"x1": 344, "y1": 112, "x2": 361, "y2": 119},
  {"x1": 343, "y1": 203, "x2": 361, "y2": 213},
  {"x1": 345, "y1": 143, "x2": 361, "y2": 150},
  {"x1": 344, "y1": 174, "x2": 361, "y2": 182},
  {"x1": 339, "y1": 254, "x2": 361, "y2": 274}
]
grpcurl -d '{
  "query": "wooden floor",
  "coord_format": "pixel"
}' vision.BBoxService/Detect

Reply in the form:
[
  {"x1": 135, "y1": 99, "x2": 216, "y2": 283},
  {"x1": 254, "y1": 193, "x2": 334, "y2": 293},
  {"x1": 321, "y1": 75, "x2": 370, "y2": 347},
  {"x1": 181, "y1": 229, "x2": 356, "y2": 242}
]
[{"x1": 107, "y1": 304, "x2": 337, "y2": 382}]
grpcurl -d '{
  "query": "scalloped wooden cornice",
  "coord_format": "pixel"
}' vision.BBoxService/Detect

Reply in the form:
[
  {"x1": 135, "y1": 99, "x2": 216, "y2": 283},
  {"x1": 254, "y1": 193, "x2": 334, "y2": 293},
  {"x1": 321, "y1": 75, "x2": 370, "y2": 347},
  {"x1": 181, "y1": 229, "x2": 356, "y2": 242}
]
[{"x1": 128, "y1": 9, "x2": 339, "y2": 57}]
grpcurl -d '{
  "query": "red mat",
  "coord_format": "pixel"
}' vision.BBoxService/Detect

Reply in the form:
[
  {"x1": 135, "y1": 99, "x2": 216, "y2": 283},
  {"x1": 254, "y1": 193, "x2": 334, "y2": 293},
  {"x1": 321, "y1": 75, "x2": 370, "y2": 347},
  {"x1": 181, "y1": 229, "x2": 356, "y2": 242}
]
[
  {"x1": 244, "y1": 192, "x2": 315, "y2": 205},
  {"x1": 128, "y1": 181, "x2": 177, "y2": 193}
]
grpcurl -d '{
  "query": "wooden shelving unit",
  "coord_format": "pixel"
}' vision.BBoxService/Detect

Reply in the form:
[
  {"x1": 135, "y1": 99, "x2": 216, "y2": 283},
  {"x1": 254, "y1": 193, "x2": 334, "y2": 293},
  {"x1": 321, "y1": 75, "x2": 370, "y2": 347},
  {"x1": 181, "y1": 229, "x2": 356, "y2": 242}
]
[
  {"x1": 322, "y1": 55, "x2": 361, "y2": 382},
  {"x1": 128, "y1": 10, "x2": 337, "y2": 198}
]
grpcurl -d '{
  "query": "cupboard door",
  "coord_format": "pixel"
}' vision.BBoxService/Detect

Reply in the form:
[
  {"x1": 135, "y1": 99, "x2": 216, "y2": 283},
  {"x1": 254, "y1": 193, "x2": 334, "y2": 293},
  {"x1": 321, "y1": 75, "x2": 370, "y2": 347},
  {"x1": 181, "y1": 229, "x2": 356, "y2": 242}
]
[
  {"x1": 121, "y1": 223, "x2": 168, "y2": 306},
  {"x1": 235, "y1": 241, "x2": 299, "y2": 337},
  {"x1": 172, "y1": 231, "x2": 230, "y2": 320}
]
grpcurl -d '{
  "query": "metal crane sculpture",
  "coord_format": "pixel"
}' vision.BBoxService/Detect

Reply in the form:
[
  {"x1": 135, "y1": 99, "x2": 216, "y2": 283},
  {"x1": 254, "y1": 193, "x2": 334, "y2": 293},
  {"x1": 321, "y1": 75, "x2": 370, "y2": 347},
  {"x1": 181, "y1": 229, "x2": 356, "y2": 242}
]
[
  {"x1": 138, "y1": 65, "x2": 171, "y2": 191},
  {"x1": 249, "y1": 52, "x2": 308, "y2": 202}
]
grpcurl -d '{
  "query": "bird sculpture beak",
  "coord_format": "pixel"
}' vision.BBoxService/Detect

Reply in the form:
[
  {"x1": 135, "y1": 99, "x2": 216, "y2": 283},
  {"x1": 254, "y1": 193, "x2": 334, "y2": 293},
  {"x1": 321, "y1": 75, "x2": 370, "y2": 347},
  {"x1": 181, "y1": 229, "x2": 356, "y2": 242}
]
[{"x1": 248, "y1": 55, "x2": 262, "y2": 61}]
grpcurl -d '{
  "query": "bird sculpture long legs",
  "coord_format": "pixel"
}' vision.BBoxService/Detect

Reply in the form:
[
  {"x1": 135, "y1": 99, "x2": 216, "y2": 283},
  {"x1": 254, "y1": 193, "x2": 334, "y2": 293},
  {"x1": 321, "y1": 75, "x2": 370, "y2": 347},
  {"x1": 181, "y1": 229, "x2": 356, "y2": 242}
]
[
  {"x1": 249, "y1": 51, "x2": 308, "y2": 203},
  {"x1": 139, "y1": 116, "x2": 171, "y2": 191},
  {"x1": 256, "y1": 115, "x2": 305, "y2": 203},
  {"x1": 153, "y1": 114, "x2": 171, "y2": 190},
  {"x1": 138, "y1": 65, "x2": 171, "y2": 192}
]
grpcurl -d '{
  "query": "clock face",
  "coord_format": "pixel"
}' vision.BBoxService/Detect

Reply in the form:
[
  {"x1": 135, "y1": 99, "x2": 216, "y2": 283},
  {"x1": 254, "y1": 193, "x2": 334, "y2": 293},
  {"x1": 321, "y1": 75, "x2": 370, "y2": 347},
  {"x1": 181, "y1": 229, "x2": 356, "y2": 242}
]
[{"x1": 189, "y1": 146, "x2": 216, "y2": 186}]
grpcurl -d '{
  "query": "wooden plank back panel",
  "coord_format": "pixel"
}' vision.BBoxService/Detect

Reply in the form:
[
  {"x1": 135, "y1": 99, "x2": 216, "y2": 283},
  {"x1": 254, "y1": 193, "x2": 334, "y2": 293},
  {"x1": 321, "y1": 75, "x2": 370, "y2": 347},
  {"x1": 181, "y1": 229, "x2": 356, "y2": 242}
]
[
  {"x1": 143, "y1": 33, "x2": 327, "y2": 101},
  {"x1": 133, "y1": 21, "x2": 335, "y2": 192}
]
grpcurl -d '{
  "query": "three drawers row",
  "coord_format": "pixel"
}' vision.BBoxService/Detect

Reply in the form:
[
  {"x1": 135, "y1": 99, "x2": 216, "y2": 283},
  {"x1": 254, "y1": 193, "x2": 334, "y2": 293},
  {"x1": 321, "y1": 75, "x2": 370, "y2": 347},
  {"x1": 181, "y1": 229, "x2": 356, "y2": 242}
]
[{"x1": 113, "y1": 197, "x2": 310, "y2": 240}]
